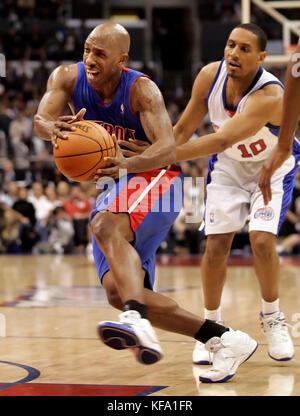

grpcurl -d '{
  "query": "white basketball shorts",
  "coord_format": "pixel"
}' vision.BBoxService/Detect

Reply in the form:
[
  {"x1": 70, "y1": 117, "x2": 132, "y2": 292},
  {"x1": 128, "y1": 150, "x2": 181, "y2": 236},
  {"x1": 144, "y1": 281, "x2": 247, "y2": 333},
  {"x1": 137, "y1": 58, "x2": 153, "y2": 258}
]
[{"x1": 203, "y1": 143, "x2": 300, "y2": 236}]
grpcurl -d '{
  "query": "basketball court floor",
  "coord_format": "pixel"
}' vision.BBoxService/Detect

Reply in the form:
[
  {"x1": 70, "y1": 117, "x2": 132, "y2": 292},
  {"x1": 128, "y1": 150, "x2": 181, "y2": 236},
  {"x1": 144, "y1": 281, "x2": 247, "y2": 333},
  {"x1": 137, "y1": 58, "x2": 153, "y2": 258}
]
[{"x1": 0, "y1": 254, "x2": 299, "y2": 396}]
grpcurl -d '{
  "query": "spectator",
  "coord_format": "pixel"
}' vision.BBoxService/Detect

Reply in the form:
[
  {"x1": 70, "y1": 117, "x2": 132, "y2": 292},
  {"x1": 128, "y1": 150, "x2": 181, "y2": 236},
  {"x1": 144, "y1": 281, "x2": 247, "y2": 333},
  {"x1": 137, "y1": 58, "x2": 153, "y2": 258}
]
[
  {"x1": 28, "y1": 181, "x2": 53, "y2": 240},
  {"x1": 45, "y1": 185, "x2": 61, "y2": 209},
  {"x1": 63, "y1": 185, "x2": 93, "y2": 253},
  {"x1": 0, "y1": 204, "x2": 23, "y2": 253},
  {"x1": 0, "y1": 159, "x2": 16, "y2": 190},
  {"x1": 30, "y1": 149, "x2": 56, "y2": 185},
  {"x1": 34, "y1": 206, "x2": 74, "y2": 255},
  {"x1": 0, "y1": 181, "x2": 19, "y2": 207},
  {"x1": 9, "y1": 109, "x2": 32, "y2": 143},
  {"x1": 12, "y1": 186, "x2": 39, "y2": 252},
  {"x1": 56, "y1": 180, "x2": 70, "y2": 204}
]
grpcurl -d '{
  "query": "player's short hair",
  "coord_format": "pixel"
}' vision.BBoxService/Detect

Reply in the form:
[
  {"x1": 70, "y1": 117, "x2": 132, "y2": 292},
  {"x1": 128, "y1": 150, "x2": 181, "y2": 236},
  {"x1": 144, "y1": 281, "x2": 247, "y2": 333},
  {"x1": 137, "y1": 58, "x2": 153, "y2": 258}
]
[{"x1": 235, "y1": 23, "x2": 267, "y2": 51}]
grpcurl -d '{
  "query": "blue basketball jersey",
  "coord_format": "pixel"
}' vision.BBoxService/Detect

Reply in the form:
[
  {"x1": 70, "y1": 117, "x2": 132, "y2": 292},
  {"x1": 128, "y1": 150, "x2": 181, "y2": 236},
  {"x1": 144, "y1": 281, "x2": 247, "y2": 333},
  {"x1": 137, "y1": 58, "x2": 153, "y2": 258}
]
[{"x1": 71, "y1": 62, "x2": 151, "y2": 143}]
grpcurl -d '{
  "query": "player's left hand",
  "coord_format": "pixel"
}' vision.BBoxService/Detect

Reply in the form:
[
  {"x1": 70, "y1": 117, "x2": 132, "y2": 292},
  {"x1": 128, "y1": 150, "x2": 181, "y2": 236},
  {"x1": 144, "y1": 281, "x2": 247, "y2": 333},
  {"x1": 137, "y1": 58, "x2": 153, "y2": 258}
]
[
  {"x1": 93, "y1": 134, "x2": 129, "y2": 180},
  {"x1": 118, "y1": 138, "x2": 150, "y2": 157}
]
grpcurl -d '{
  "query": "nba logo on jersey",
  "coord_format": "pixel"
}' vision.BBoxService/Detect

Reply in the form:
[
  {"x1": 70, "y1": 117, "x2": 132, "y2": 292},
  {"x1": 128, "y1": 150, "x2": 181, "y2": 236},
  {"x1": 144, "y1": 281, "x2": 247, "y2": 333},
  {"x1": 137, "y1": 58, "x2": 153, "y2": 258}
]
[
  {"x1": 120, "y1": 103, "x2": 124, "y2": 114},
  {"x1": 210, "y1": 212, "x2": 214, "y2": 223}
]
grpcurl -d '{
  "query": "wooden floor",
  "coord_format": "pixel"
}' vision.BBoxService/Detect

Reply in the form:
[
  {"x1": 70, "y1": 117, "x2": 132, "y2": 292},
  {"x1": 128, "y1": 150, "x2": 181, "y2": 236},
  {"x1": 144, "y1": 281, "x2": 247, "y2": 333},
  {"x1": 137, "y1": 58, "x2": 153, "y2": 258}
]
[{"x1": 0, "y1": 254, "x2": 299, "y2": 397}]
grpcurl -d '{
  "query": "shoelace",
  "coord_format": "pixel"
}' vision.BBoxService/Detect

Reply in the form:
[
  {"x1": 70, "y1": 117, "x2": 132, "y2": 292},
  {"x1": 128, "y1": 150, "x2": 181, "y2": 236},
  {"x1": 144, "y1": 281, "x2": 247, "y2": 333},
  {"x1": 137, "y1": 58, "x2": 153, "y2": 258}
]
[
  {"x1": 209, "y1": 346, "x2": 238, "y2": 374},
  {"x1": 261, "y1": 315, "x2": 290, "y2": 342},
  {"x1": 205, "y1": 337, "x2": 223, "y2": 353}
]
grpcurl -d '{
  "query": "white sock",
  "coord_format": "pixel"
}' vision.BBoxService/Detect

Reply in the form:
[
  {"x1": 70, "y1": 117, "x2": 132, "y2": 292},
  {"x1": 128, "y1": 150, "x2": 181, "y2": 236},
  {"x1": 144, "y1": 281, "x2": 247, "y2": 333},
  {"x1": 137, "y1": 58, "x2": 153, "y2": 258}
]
[
  {"x1": 204, "y1": 306, "x2": 222, "y2": 322},
  {"x1": 262, "y1": 298, "x2": 280, "y2": 315}
]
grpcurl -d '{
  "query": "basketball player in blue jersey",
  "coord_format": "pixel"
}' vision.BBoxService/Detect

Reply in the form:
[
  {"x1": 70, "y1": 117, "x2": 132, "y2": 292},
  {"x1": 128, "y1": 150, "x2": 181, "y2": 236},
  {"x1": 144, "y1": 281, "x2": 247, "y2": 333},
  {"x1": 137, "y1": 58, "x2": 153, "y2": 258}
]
[
  {"x1": 259, "y1": 38, "x2": 300, "y2": 205},
  {"x1": 123, "y1": 23, "x2": 299, "y2": 380},
  {"x1": 34, "y1": 22, "x2": 258, "y2": 383}
]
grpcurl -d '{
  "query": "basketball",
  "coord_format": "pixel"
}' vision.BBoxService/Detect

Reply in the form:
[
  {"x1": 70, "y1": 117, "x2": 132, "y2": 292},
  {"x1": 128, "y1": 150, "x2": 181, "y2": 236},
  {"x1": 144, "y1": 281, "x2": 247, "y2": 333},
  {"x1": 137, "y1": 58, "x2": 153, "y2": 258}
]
[{"x1": 53, "y1": 120, "x2": 116, "y2": 182}]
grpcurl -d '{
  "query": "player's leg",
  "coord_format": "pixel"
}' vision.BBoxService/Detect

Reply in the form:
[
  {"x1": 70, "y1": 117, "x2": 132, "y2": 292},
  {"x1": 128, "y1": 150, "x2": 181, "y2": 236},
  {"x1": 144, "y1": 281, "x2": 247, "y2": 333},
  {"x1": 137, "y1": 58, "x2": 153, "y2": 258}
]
[
  {"x1": 91, "y1": 210, "x2": 146, "y2": 304},
  {"x1": 249, "y1": 231, "x2": 279, "y2": 303},
  {"x1": 249, "y1": 231, "x2": 294, "y2": 361},
  {"x1": 194, "y1": 153, "x2": 250, "y2": 365},
  {"x1": 103, "y1": 271, "x2": 206, "y2": 336},
  {"x1": 192, "y1": 232, "x2": 234, "y2": 364},
  {"x1": 248, "y1": 152, "x2": 299, "y2": 361},
  {"x1": 201, "y1": 232, "x2": 235, "y2": 311},
  {"x1": 102, "y1": 271, "x2": 258, "y2": 382},
  {"x1": 91, "y1": 211, "x2": 165, "y2": 364}
]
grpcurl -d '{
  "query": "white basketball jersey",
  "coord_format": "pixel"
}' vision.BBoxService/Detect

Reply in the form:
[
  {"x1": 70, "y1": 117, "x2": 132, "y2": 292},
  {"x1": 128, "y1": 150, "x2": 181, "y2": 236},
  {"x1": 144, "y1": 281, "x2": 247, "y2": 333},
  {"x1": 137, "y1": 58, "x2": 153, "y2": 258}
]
[{"x1": 207, "y1": 58, "x2": 284, "y2": 162}]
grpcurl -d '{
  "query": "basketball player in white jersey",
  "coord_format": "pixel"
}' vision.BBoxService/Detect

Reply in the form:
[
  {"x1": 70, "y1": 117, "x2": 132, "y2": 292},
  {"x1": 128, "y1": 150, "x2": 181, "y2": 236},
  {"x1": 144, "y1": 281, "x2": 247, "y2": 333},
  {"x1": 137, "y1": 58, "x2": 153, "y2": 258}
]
[
  {"x1": 259, "y1": 38, "x2": 300, "y2": 205},
  {"x1": 172, "y1": 23, "x2": 299, "y2": 367},
  {"x1": 118, "y1": 24, "x2": 299, "y2": 374}
]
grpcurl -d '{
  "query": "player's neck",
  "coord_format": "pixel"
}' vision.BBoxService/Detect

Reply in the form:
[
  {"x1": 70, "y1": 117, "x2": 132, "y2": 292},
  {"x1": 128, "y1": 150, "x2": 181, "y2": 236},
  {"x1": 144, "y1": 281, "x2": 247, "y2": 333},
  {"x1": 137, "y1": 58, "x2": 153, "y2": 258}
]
[
  {"x1": 93, "y1": 72, "x2": 122, "y2": 105},
  {"x1": 227, "y1": 68, "x2": 259, "y2": 100}
]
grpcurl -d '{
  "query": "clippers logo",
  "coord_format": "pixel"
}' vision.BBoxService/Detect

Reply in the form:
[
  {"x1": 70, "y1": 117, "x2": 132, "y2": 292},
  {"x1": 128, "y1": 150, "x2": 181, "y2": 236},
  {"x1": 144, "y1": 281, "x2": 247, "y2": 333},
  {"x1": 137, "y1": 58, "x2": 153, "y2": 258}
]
[{"x1": 254, "y1": 207, "x2": 274, "y2": 221}]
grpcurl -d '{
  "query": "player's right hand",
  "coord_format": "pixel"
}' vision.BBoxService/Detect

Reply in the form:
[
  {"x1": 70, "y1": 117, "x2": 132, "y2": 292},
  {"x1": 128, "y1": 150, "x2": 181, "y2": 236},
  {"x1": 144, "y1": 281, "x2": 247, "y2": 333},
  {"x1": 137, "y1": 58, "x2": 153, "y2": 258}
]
[{"x1": 51, "y1": 108, "x2": 86, "y2": 148}]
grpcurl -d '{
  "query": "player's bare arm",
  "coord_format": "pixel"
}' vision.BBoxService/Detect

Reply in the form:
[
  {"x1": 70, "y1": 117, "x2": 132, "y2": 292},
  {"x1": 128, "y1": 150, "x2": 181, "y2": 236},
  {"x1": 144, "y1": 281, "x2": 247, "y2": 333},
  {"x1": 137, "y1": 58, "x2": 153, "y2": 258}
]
[
  {"x1": 33, "y1": 64, "x2": 85, "y2": 145},
  {"x1": 259, "y1": 40, "x2": 300, "y2": 205},
  {"x1": 99, "y1": 76, "x2": 176, "y2": 176},
  {"x1": 117, "y1": 62, "x2": 218, "y2": 154},
  {"x1": 174, "y1": 62, "x2": 219, "y2": 145},
  {"x1": 175, "y1": 83, "x2": 283, "y2": 162}
]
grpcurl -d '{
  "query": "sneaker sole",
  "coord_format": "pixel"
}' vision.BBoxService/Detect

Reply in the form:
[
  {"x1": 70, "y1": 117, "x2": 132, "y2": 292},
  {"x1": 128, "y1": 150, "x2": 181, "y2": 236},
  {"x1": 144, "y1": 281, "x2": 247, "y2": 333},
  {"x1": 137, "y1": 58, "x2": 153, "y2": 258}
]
[
  {"x1": 97, "y1": 322, "x2": 162, "y2": 365},
  {"x1": 268, "y1": 352, "x2": 294, "y2": 361},
  {"x1": 193, "y1": 360, "x2": 212, "y2": 365},
  {"x1": 199, "y1": 341, "x2": 258, "y2": 383}
]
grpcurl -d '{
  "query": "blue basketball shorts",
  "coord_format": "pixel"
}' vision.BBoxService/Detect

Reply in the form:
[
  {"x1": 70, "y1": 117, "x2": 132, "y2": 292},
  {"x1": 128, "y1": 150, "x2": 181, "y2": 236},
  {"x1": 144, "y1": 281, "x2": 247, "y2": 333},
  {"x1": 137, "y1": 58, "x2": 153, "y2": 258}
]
[{"x1": 90, "y1": 165, "x2": 183, "y2": 289}]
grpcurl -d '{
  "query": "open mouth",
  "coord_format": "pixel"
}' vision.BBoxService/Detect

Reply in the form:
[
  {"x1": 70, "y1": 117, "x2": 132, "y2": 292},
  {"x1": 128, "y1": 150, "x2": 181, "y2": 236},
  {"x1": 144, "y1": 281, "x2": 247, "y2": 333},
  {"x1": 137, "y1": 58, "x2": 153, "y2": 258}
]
[
  {"x1": 86, "y1": 70, "x2": 100, "y2": 80},
  {"x1": 228, "y1": 61, "x2": 241, "y2": 69}
]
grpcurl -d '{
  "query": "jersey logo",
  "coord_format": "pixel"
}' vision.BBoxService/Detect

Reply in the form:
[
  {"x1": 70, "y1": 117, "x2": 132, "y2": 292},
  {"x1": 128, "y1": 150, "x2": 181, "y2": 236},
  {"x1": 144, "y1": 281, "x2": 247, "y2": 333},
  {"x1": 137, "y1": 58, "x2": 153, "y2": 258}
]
[
  {"x1": 120, "y1": 104, "x2": 125, "y2": 114},
  {"x1": 94, "y1": 121, "x2": 136, "y2": 141},
  {"x1": 254, "y1": 206, "x2": 274, "y2": 221}
]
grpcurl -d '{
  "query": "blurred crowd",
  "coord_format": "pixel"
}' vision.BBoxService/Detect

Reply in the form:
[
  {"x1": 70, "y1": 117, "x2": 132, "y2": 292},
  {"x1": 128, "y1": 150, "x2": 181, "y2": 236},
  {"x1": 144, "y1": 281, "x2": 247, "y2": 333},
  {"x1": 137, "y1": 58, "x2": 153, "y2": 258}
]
[{"x1": 0, "y1": 0, "x2": 299, "y2": 256}]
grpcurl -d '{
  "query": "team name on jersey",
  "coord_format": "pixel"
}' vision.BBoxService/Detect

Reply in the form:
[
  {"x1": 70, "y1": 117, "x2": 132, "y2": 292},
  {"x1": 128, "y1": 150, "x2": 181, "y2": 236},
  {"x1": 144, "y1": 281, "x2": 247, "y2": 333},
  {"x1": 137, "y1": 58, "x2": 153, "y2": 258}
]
[{"x1": 95, "y1": 121, "x2": 136, "y2": 141}]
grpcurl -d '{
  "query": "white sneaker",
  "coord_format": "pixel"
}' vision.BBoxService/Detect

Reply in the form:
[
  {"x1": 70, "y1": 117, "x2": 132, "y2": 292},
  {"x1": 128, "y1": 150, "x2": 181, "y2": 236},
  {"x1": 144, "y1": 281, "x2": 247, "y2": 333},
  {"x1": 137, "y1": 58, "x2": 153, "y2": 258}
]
[
  {"x1": 199, "y1": 329, "x2": 258, "y2": 383},
  {"x1": 193, "y1": 320, "x2": 225, "y2": 365},
  {"x1": 97, "y1": 310, "x2": 163, "y2": 365},
  {"x1": 260, "y1": 311, "x2": 294, "y2": 361},
  {"x1": 193, "y1": 341, "x2": 213, "y2": 365}
]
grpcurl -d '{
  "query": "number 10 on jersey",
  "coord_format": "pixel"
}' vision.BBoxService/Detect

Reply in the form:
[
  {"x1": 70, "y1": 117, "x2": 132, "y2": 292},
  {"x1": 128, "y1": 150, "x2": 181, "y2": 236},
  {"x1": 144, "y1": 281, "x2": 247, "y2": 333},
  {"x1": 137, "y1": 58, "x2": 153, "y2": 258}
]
[{"x1": 237, "y1": 139, "x2": 266, "y2": 158}]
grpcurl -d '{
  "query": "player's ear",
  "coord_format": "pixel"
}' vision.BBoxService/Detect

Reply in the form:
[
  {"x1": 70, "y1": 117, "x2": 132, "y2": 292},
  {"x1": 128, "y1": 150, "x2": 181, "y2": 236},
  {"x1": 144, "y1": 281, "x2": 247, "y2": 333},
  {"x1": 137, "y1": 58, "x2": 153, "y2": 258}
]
[
  {"x1": 258, "y1": 50, "x2": 266, "y2": 65},
  {"x1": 119, "y1": 53, "x2": 128, "y2": 66}
]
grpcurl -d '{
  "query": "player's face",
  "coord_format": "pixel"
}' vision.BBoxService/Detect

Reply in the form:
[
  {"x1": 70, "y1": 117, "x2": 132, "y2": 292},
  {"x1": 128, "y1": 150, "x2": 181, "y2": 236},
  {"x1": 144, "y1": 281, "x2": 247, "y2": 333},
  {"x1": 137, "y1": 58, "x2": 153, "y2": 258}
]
[
  {"x1": 83, "y1": 35, "x2": 123, "y2": 87},
  {"x1": 224, "y1": 28, "x2": 266, "y2": 79}
]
